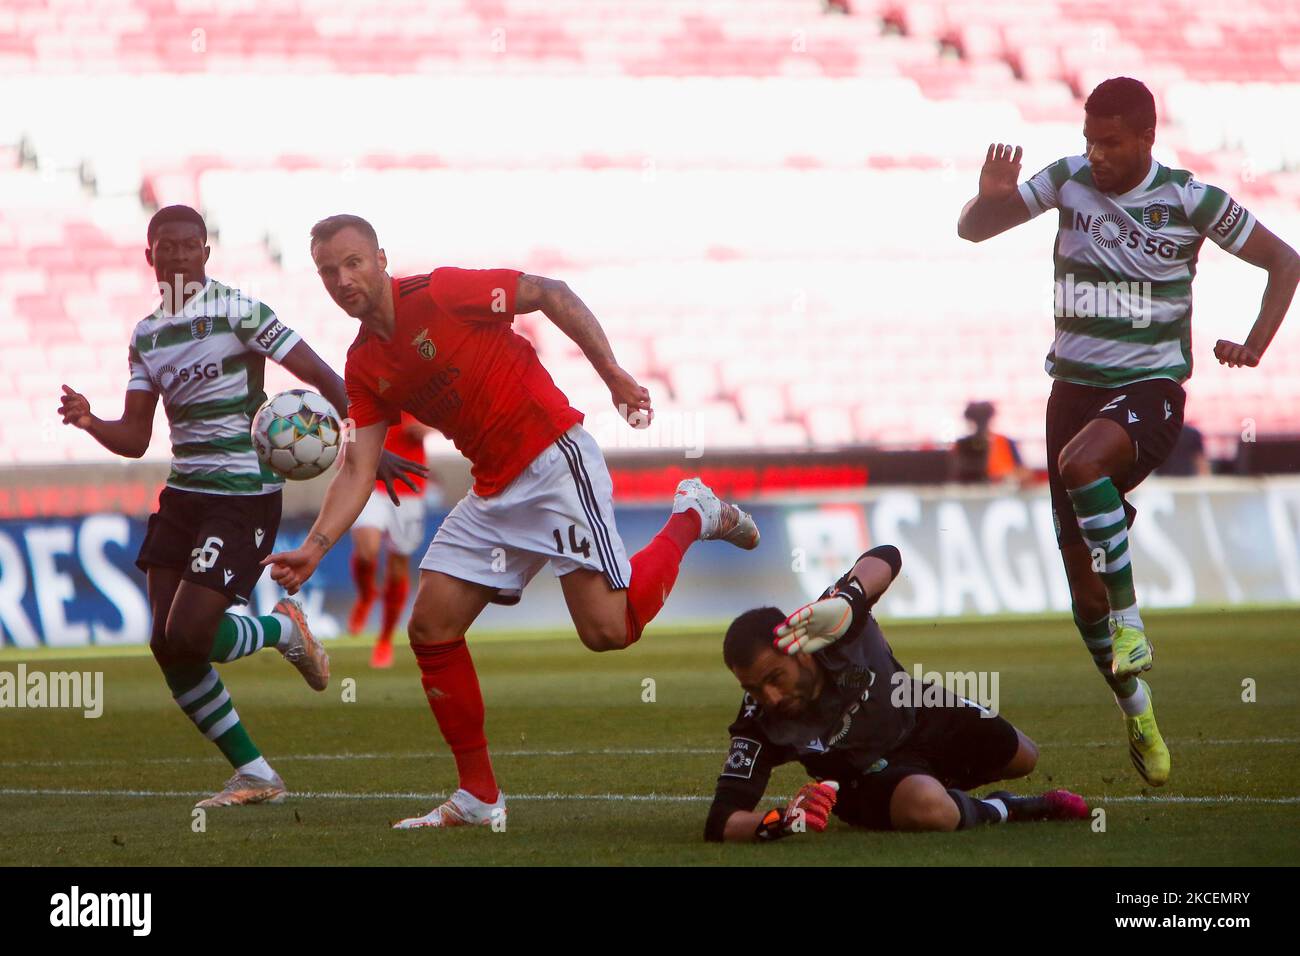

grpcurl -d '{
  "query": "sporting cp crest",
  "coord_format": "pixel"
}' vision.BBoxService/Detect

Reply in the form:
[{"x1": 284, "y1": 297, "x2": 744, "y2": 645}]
[
  {"x1": 1142, "y1": 202, "x2": 1169, "y2": 231},
  {"x1": 190, "y1": 316, "x2": 214, "y2": 340}
]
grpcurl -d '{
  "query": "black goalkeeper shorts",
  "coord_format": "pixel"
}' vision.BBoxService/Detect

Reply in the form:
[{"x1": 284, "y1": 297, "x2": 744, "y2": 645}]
[
  {"x1": 136, "y1": 487, "x2": 282, "y2": 605},
  {"x1": 1045, "y1": 377, "x2": 1186, "y2": 549},
  {"x1": 834, "y1": 700, "x2": 1021, "y2": 831}
]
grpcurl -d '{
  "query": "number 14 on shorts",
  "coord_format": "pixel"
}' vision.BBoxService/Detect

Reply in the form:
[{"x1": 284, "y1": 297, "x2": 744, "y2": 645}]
[{"x1": 552, "y1": 524, "x2": 591, "y2": 558}]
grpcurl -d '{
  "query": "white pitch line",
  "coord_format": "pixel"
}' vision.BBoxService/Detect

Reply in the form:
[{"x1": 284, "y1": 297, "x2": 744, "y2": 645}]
[
  {"x1": 0, "y1": 787, "x2": 706, "y2": 802},
  {"x1": 1092, "y1": 795, "x2": 1300, "y2": 805},
  {"x1": 1, "y1": 787, "x2": 1298, "y2": 806},
  {"x1": 4, "y1": 738, "x2": 1295, "y2": 770},
  {"x1": 1039, "y1": 737, "x2": 1300, "y2": 749},
  {"x1": 0, "y1": 748, "x2": 722, "y2": 769}
]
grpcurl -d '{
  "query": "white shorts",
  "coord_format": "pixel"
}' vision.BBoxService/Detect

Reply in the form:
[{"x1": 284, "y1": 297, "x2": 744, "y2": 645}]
[
  {"x1": 355, "y1": 489, "x2": 428, "y2": 556},
  {"x1": 419, "y1": 424, "x2": 632, "y2": 605}
]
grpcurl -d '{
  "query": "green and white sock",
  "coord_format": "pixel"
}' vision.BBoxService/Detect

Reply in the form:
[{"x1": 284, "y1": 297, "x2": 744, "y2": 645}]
[
  {"x1": 209, "y1": 613, "x2": 288, "y2": 663},
  {"x1": 162, "y1": 663, "x2": 262, "y2": 769},
  {"x1": 1072, "y1": 605, "x2": 1145, "y2": 715},
  {"x1": 1067, "y1": 477, "x2": 1138, "y2": 611}
]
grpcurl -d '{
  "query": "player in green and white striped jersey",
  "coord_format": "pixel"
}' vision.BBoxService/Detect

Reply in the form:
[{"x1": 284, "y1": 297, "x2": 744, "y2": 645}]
[
  {"x1": 60, "y1": 205, "x2": 427, "y2": 807},
  {"x1": 958, "y1": 78, "x2": 1300, "y2": 787},
  {"x1": 125, "y1": 274, "x2": 299, "y2": 495}
]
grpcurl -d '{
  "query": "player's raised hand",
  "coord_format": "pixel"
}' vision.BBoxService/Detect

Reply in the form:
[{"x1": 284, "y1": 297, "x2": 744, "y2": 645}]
[
  {"x1": 58, "y1": 385, "x2": 93, "y2": 429},
  {"x1": 605, "y1": 365, "x2": 653, "y2": 429},
  {"x1": 773, "y1": 593, "x2": 855, "y2": 655},
  {"x1": 978, "y1": 143, "x2": 1023, "y2": 203},
  {"x1": 1214, "y1": 339, "x2": 1260, "y2": 368},
  {"x1": 262, "y1": 546, "x2": 322, "y2": 596},
  {"x1": 376, "y1": 448, "x2": 429, "y2": 505}
]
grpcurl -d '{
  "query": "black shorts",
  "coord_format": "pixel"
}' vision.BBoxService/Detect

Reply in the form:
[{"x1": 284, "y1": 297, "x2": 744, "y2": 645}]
[
  {"x1": 1045, "y1": 377, "x2": 1186, "y2": 548},
  {"x1": 136, "y1": 487, "x2": 282, "y2": 605},
  {"x1": 834, "y1": 701, "x2": 1021, "y2": 830}
]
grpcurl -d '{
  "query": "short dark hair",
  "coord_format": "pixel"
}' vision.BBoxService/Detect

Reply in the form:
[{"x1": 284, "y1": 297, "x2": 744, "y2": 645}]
[
  {"x1": 723, "y1": 607, "x2": 786, "y2": 671},
  {"x1": 147, "y1": 204, "x2": 206, "y2": 246},
  {"x1": 1085, "y1": 77, "x2": 1156, "y2": 133},
  {"x1": 310, "y1": 214, "x2": 379, "y2": 250},
  {"x1": 964, "y1": 400, "x2": 995, "y2": 425}
]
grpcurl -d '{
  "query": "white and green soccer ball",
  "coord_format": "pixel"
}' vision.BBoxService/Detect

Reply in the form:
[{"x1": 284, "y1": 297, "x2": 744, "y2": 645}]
[{"x1": 251, "y1": 389, "x2": 343, "y2": 481}]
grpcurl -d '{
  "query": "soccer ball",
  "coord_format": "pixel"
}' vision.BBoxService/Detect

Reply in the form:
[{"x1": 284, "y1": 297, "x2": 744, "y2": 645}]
[{"x1": 251, "y1": 389, "x2": 343, "y2": 481}]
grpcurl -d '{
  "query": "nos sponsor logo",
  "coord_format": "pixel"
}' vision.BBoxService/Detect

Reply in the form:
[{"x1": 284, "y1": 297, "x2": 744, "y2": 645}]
[
  {"x1": 721, "y1": 737, "x2": 761, "y2": 778},
  {"x1": 1072, "y1": 212, "x2": 1179, "y2": 260}
]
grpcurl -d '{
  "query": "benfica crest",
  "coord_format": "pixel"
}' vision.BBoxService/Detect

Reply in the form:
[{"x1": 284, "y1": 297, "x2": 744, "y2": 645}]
[{"x1": 411, "y1": 327, "x2": 436, "y2": 361}]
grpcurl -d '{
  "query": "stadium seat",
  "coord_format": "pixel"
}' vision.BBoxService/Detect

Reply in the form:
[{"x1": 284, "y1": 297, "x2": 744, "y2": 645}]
[{"x1": 2, "y1": 1, "x2": 1300, "y2": 469}]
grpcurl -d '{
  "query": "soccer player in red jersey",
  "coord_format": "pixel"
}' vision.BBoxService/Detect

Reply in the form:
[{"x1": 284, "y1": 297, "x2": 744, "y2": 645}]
[
  {"x1": 266, "y1": 214, "x2": 759, "y2": 828},
  {"x1": 348, "y1": 411, "x2": 435, "y2": 668}
]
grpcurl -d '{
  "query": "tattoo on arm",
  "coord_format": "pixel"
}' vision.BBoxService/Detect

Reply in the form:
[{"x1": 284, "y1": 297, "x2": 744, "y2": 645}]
[
  {"x1": 309, "y1": 531, "x2": 332, "y2": 551},
  {"x1": 542, "y1": 281, "x2": 618, "y2": 379}
]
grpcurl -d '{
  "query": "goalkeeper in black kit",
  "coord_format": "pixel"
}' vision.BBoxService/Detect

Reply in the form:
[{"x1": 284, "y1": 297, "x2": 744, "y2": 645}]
[{"x1": 704, "y1": 545, "x2": 1090, "y2": 843}]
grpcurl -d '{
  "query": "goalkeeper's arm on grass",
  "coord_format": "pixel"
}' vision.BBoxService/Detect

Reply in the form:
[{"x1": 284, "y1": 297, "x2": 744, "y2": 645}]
[
  {"x1": 705, "y1": 776, "x2": 841, "y2": 843},
  {"x1": 704, "y1": 723, "x2": 840, "y2": 843}
]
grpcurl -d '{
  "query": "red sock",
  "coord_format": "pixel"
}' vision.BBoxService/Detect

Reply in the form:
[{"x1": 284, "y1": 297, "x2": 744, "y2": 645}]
[
  {"x1": 413, "y1": 640, "x2": 497, "y2": 802},
  {"x1": 352, "y1": 553, "x2": 376, "y2": 599},
  {"x1": 351, "y1": 554, "x2": 376, "y2": 604},
  {"x1": 624, "y1": 509, "x2": 700, "y2": 647},
  {"x1": 379, "y1": 574, "x2": 409, "y2": 645}
]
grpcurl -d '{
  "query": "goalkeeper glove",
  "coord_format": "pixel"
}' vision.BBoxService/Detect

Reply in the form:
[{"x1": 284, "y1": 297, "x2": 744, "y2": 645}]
[
  {"x1": 773, "y1": 576, "x2": 868, "y2": 655},
  {"x1": 755, "y1": 781, "x2": 839, "y2": 841}
]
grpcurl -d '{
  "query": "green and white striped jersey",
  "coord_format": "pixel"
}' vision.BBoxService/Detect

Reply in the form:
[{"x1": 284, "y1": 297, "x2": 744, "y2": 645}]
[
  {"x1": 126, "y1": 278, "x2": 301, "y2": 495},
  {"x1": 1019, "y1": 156, "x2": 1255, "y2": 388}
]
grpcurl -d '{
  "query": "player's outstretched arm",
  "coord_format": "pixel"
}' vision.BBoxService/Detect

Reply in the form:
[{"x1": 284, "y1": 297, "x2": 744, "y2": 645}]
[
  {"x1": 58, "y1": 385, "x2": 156, "y2": 459},
  {"x1": 844, "y1": 545, "x2": 902, "y2": 602},
  {"x1": 262, "y1": 420, "x2": 388, "y2": 594},
  {"x1": 277, "y1": 340, "x2": 428, "y2": 502},
  {"x1": 515, "y1": 273, "x2": 653, "y2": 427},
  {"x1": 1214, "y1": 222, "x2": 1300, "y2": 368},
  {"x1": 773, "y1": 545, "x2": 902, "y2": 655},
  {"x1": 957, "y1": 143, "x2": 1032, "y2": 242}
]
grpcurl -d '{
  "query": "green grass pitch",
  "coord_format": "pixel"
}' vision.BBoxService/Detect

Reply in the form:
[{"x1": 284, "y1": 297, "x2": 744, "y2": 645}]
[{"x1": 1, "y1": 608, "x2": 1296, "y2": 866}]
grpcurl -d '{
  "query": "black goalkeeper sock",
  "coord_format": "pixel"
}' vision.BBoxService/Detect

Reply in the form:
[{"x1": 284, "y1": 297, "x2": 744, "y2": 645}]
[{"x1": 946, "y1": 788, "x2": 1008, "y2": 829}]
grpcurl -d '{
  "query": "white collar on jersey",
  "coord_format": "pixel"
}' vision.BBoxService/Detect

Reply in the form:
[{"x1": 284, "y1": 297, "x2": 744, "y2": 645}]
[{"x1": 1111, "y1": 158, "x2": 1159, "y2": 201}]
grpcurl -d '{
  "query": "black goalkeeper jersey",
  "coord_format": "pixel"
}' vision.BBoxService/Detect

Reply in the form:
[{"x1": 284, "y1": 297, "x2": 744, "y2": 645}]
[
  {"x1": 711, "y1": 612, "x2": 922, "y2": 814},
  {"x1": 705, "y1": 547, "x2": 943, "y2": 836}
]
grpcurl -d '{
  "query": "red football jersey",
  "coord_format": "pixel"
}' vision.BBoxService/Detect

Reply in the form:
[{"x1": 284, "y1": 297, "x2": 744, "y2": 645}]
[
  {"x1": 374, "y1": 411, "x2": 428, "y2": 498},
  {"x1": 345, "y1": 268, "x2": 583, "y2": 497}
]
